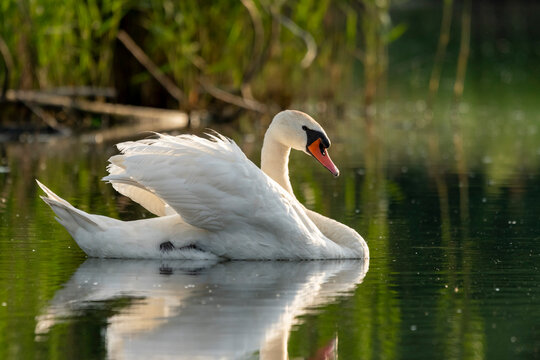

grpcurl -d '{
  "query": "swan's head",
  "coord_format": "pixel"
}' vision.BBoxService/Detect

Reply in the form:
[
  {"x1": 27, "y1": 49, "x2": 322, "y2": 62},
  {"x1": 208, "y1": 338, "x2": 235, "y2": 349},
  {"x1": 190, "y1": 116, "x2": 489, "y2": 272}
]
[{"x1": 270, "y1": 110, "x2": 340, "y2": 177}]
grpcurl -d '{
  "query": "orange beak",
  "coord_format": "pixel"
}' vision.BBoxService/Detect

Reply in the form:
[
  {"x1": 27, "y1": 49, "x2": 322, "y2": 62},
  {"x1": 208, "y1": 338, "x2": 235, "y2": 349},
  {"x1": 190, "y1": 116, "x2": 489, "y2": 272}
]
[{"x1": 307, "y1": 139, "x2": 340, "y2": 177}]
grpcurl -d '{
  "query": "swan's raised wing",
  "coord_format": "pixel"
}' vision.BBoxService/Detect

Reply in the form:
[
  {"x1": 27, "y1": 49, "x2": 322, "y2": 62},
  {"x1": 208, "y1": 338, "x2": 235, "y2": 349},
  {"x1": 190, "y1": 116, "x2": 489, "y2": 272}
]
[
  {"x1": 103, "y1": 133, "x2": 320, "y2": 235},
  {"x1": 107, "y1": 160, "x2": 176, "y2": 217}
]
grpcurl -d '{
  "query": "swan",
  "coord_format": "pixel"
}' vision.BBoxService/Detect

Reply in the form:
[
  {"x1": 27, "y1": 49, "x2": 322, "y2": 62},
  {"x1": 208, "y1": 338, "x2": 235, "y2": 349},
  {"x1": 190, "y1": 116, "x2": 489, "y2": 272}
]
[{"x1": 38, "y1": 110, "x2": 369, "y2": 260}]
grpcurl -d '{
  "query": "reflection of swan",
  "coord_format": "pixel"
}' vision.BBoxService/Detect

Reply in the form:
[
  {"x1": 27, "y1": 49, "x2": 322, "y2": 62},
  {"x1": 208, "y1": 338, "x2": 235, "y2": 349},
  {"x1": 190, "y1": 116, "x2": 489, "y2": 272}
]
[
  {"x1": 36, "y1": 259, "x2": 368, "y2": 359},
  {"x1": 38, "y1": 110, "x2": 368, "y2": 260}
]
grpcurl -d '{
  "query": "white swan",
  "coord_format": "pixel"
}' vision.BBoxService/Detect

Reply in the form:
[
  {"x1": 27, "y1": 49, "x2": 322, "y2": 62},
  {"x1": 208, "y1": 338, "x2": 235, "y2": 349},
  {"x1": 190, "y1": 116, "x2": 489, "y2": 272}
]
[{"x1": 38, "y1": 110, "x2": 368, "y2": 260}]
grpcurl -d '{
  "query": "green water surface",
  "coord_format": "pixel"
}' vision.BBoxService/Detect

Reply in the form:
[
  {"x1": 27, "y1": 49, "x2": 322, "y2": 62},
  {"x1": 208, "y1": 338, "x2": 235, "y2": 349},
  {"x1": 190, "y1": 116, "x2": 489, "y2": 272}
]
[{"x1": 0, "y1": 104, "x2": 539, "y2": 359}]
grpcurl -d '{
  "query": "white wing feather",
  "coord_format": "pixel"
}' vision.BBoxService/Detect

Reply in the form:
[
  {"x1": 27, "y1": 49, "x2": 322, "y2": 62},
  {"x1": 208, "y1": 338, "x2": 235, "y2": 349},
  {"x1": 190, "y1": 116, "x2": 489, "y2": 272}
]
[
  {"x1": 106, "y1": 160, "x2": 175, "y2": 217},
  {"x1": 103, "y1": 133, "x2": 321, "y2": 238}
]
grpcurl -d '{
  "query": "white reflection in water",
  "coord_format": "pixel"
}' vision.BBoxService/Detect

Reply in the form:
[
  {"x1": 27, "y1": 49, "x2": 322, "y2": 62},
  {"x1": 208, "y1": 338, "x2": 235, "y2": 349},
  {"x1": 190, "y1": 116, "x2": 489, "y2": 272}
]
[{"x1": 36, "y1": 259, "x2": 368, "y2": 359}]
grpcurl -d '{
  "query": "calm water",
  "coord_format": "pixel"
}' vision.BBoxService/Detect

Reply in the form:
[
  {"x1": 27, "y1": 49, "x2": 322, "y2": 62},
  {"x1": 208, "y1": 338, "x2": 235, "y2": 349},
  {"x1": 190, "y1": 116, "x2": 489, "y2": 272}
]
[{"x1": 0, "y1": 112, "x2": 539, "y2": 359}]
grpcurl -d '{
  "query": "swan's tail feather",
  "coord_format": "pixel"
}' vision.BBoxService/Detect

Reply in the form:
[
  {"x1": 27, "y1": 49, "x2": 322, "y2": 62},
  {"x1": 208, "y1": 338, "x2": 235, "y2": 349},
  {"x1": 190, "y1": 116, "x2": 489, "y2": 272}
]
[
  {"x1": 36, "y1": 180, "x2": 72, "y2": 207},
  {"x1": 36, "y1": 180, "x2": 103, "y2": 234}
]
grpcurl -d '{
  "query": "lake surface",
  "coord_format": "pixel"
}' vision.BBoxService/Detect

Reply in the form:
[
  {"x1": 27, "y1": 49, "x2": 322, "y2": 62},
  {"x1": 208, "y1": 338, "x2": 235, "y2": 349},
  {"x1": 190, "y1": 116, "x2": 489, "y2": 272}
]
[{"x1": 0, "y1": 107, "x2": 539, "y2": 359}]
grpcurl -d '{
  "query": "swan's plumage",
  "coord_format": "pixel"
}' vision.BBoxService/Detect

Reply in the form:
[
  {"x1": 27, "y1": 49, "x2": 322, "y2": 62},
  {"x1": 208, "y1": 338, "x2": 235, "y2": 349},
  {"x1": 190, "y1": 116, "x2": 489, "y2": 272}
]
[
  {"x1": 39, "y1": 110, "x2": 368, "y2": 260},
  {"x1": 105, "y1": 133, "x2": 320, "y2": 236}
]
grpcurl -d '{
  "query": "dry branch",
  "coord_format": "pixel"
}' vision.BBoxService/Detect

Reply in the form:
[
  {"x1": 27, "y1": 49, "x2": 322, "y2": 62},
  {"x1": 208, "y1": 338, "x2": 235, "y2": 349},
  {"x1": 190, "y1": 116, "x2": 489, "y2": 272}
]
[
  {"x1": 0, "y1": 35, "x2": 14, "y2": 100},
  {"x1": 199, "y1": 79, "x2": 268, "y2": 114},
  {"x1": 452, "y1": 0, "x2": 471, "y2": 102},
  {"x1": 117, "y1": 30, "x2": 184, "y2": 104},
  {"x1": 5, "y1": 89, "x2": 189, "y2": 125},
  {"x1": 23, "y1": 101, "x2": 61, "y2": 130},
  {"x1": 428, "y1": 0, "x2": 454, "y2": 104},
  {"x1": 241, "y1": 0, "x2": 265, "y2": 84},
  {"x1": 275, "y1": 14, "x2": 317, "y2": 68},
  {"x1": 40, "y1": 86, "x2": 117, "y2": 99}
]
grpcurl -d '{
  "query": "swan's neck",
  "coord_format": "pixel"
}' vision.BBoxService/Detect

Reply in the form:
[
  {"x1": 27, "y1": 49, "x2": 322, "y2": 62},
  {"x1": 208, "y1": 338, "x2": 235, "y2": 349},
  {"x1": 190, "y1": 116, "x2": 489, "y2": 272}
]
[
  {"x1": 261, "y1": 133, "x2": 294, "y2": 195},
  {"x1": 260, "y1": 124, "x2": 369, "y2": 258}
]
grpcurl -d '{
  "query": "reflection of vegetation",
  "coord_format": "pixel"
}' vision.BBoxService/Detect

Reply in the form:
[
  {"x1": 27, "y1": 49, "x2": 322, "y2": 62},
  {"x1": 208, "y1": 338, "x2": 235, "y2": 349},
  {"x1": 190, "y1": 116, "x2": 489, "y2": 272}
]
[
  {"x1": 0, "y1": 136, "x2": 155, "y2": 358},
  {"x1": 290, "y1": 113, "x2": 402, "y2": 359},
  {"x1": 38, "y1": 297, "x2": 139, "y2": 360},
  {"x1": 289, "y1": 2, "x2": 540, "y2": 358}
]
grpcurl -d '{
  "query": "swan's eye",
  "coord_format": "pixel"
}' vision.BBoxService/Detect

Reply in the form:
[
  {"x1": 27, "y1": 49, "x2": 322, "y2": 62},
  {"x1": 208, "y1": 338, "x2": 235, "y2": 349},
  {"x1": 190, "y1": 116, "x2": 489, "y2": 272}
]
[
  {"x1": 303, "y1": 126, "x2": 330, "y2": 154},
  {"x1": 319, "y1": 142, "x2": 326, "y2": 156}
]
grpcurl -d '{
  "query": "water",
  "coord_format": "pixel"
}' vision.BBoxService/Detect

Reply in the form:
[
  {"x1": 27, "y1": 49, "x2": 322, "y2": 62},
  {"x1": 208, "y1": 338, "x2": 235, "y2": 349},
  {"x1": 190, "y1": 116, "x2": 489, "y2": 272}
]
[
  {"x1": 0, "y1": 118, "x2": 539, "y2": 359},
  {"x1": 35, "y1": 259, "x2": 368, "y2": 359}
]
